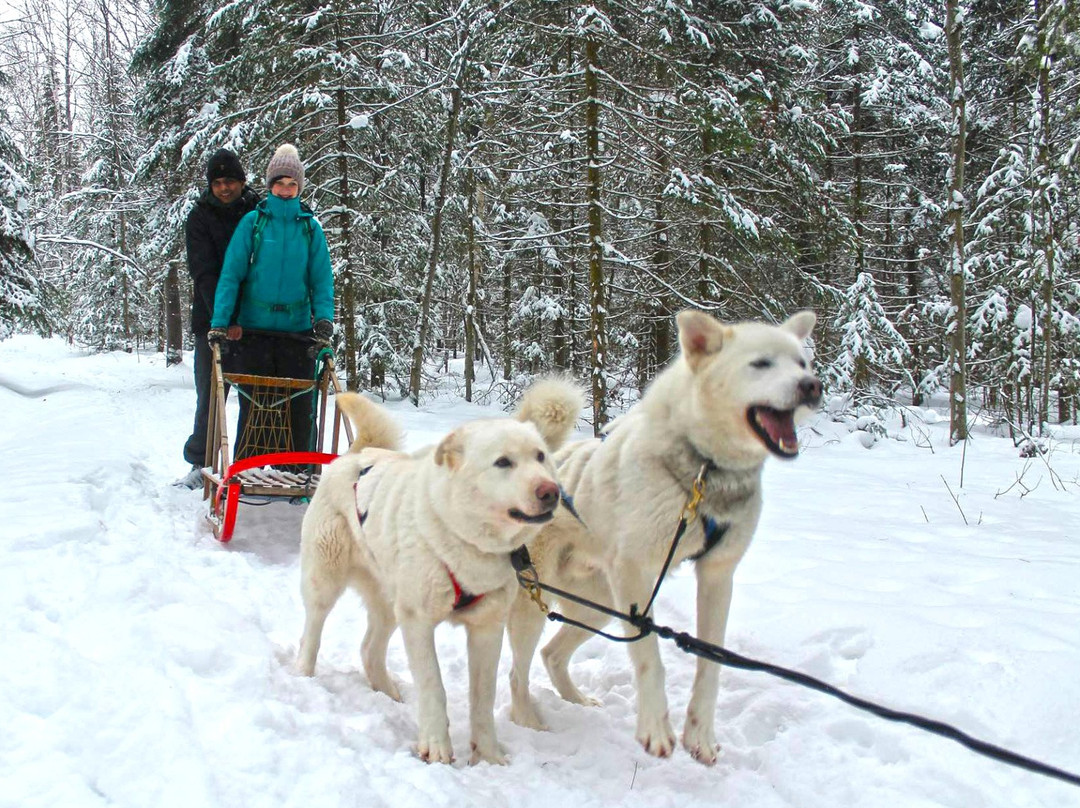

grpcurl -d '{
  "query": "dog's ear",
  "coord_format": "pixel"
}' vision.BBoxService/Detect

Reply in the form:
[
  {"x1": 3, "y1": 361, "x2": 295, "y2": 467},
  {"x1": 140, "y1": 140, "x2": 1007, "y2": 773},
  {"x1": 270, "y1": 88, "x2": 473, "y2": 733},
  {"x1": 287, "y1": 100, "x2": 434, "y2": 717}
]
[
  {"x1": 677, "y1": 310, "x2": 729, "y2": 371},
  {"x1": 434, "y1": 429, "x2": 464, "y2": 470},
  {"x1": 781, "y1": 310, "x2": 816, "y2": 342}
]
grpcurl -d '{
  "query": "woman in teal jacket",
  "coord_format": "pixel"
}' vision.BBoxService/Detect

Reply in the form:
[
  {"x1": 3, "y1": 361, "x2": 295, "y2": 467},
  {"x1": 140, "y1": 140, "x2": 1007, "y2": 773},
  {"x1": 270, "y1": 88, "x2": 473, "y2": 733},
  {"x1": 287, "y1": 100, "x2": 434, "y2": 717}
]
[{"x1": 208, "y1": 144, "x2": 334, "y2": 461}]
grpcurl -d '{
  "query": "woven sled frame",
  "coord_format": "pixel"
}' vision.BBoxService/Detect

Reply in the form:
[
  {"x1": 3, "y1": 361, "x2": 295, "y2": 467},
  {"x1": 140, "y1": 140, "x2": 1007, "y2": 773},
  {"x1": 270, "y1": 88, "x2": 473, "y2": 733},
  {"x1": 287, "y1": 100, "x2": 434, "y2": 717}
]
[{"x1": 225, "y1": 372, "x2": 315, "y2": 460}]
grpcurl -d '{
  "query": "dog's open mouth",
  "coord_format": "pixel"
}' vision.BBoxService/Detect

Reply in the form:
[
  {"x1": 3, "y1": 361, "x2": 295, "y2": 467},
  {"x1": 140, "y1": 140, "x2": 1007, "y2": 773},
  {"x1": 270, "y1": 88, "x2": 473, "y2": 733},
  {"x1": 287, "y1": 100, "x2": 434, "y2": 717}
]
[
  {"x1": 748, "y1": 406, "x2": 799, "y2": 458},
  {"x1": 508, "y1": 508, "x2": 555, "y2": 524}
]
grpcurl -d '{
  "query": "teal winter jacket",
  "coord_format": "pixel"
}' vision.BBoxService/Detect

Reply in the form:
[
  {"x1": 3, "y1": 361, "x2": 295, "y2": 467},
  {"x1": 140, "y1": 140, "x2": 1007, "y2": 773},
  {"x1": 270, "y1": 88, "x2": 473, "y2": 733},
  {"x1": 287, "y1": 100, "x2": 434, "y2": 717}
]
[{"x1": 211, "y1": 194, "x2": 334, "y2": 333}]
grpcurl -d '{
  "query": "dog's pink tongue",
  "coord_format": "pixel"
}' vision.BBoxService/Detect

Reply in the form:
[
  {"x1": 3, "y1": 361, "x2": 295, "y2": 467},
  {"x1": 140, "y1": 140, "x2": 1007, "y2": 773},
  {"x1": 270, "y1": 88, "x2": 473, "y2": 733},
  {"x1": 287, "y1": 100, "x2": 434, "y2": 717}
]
[{"x1": 761, "y1": 409, "x2": 797, "y2": 449}]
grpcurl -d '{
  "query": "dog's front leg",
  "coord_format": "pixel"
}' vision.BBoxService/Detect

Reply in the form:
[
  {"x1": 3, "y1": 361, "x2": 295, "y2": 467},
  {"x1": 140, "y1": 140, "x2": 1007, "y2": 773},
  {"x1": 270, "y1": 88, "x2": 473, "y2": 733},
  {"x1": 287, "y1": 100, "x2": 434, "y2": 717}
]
[
  {"x1": 399, "y1": 617, "x2": 453, "y2": 763},
  {"x1": 466, "y1": 620, "x2": 508, "y2": 765},
  {"x1": 611, "y1": 557, "x2": 676, "y2": 757},
  {"x1": 682, "y1": 561, "x2": 735, "y2": 765}
]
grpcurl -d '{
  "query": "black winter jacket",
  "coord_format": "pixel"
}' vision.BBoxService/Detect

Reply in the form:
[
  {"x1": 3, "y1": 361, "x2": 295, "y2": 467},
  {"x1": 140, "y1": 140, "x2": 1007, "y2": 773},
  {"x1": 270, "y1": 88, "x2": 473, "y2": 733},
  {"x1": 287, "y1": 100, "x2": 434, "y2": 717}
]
[{"x1": 185, "y1": 186, "x2": 260, "y2": 334}]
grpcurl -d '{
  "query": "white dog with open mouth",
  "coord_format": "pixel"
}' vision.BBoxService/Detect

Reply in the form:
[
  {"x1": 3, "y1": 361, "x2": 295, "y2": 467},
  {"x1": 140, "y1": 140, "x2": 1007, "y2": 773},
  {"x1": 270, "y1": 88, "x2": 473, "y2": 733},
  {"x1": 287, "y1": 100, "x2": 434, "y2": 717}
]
[
  {"x1": 506, "y1": 310, "x2": 821, "y2": 764},
  {"x1": 297, "y1": 378, "x2": 583, "y2": 764}
]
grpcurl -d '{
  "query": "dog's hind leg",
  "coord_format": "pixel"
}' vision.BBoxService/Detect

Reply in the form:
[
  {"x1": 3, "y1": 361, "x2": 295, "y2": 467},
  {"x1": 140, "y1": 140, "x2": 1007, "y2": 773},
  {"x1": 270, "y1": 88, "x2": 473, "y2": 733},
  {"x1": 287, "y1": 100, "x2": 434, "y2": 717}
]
[
  {"x1": 540, "y1": 570, "x2": 611, "y2": 708},
  {"x1": 682, "y1": 561, "x2": 735, "y2": 765},
  {"x1": 508, "y1": 591, "x2": 549, "y2": 730},
  {"x1": 354, "y1": 570, "x2": 402, "y2": 702},
  {"x1": 296, "y1": 568, "x2": 347, "y2": 677}
]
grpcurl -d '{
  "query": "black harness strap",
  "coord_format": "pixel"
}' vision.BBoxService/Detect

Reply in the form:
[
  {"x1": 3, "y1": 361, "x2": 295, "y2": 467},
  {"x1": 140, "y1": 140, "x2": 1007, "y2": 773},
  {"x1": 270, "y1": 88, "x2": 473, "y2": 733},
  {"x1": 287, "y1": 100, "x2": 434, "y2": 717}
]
[
  {"x1": 353, "y1": 464, "x2": 374, "y2": 524},
  {"x1": 689, "y1": 516, "x2": 729, "y2": 561}
]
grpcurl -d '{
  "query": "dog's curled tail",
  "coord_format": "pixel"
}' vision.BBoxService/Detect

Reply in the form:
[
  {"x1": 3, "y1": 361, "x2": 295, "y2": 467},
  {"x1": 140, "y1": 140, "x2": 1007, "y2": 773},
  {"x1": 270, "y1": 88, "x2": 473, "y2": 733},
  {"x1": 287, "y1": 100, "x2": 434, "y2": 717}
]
[
  {"x1": 514, "y1": 376, "x2": 585, "y2": 452},
  {"x1": 336, "y1": 392, "x2": 404, "y2": 453}
]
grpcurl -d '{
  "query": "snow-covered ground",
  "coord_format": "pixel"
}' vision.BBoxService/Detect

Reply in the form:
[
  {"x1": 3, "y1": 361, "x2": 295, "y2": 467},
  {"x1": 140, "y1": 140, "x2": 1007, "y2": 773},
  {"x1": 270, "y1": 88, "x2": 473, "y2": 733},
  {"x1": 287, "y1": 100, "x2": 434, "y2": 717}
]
[{"x1": 2, "y1": 335, "x2": 1078, "y2": 808}]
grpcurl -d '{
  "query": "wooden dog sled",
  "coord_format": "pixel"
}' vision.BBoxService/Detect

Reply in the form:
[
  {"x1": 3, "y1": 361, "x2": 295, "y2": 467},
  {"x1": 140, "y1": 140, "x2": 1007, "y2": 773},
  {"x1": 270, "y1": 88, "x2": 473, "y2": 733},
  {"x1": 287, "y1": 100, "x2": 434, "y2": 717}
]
[{"x1": 201, "y1": 333, "x2": 353, "y2": 542}]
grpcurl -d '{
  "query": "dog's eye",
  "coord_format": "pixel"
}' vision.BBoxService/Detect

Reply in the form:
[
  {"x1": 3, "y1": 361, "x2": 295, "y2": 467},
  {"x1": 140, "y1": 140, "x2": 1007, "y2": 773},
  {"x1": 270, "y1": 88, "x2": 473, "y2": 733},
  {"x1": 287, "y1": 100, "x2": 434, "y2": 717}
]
[
  {"x1": 494, "y1": 456, "x2": 513, "y2": 469},
  {"x1": 798, "y1": 358, "x2": 807, "y2": 369},
  {"x1": 536, "y1": 451, "x2": 545, "y2": 463},
  {"x1": 750, "y1": 358, "x2": 773, "y2": 369}
]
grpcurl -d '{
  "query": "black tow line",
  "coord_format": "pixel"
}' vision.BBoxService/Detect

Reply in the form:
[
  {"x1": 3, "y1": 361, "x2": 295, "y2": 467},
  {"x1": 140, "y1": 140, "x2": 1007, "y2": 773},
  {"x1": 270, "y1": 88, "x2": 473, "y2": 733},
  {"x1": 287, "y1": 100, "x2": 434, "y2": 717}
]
[{"x1": 510, "y1": 480, "x2": 1080, "y2": 789}]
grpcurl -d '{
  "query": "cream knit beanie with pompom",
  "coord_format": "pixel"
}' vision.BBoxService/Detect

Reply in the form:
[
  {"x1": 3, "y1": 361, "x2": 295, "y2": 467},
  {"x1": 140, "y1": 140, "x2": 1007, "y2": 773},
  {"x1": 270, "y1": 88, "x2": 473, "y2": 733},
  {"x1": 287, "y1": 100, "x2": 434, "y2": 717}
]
[{"x1": 265, "y1": 144, "x2": 305, "y2": 193}]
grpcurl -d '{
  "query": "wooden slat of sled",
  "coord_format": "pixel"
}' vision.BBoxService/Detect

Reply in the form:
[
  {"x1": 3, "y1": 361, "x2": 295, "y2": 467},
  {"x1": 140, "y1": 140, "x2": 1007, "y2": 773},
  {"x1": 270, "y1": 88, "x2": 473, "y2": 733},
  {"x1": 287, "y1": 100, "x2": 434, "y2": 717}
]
[
  {"x1": 223, "y1": 373, "x2": 315, "y2": 390},
  {"x1": 201, "y1": 467, "x2": 321, "y2": 497}
]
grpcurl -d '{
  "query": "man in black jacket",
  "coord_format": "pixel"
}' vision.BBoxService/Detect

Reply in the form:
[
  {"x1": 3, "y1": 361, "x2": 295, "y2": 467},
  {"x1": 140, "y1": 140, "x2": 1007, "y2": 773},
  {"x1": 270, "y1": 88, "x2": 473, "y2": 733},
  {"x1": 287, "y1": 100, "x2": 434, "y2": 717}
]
[{"x1": 176, "y1": 149, "x2": 259, "y2": 488}]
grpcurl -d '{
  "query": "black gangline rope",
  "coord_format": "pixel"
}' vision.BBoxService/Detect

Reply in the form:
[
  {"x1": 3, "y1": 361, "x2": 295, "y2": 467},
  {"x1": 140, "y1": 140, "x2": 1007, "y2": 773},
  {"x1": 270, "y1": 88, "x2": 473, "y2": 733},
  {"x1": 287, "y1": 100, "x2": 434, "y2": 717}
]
[{"x1": 509, "y1": 546, "x2": 1080, "y2": 789}]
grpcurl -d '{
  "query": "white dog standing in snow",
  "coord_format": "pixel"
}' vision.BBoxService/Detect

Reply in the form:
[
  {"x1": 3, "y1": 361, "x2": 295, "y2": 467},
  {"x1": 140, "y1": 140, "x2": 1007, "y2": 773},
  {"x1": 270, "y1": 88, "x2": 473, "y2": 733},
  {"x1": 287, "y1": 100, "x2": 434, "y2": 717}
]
[
  {"x1": 297, "y1": 379, "x2": 582, "y2": 764},
  {"x1": 507, "y1": 310, "x2": 822, "y2": 764}
]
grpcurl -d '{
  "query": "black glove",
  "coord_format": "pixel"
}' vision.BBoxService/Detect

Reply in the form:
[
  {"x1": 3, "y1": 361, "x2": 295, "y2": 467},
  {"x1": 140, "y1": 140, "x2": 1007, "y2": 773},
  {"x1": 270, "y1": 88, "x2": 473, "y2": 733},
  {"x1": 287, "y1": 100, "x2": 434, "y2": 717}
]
[
  {"x1": 313, "y1": 319, "x2": 334, "y2": 346},
  {"x1": 207, "y1": 327, "x2": 228, "y2": 346}
]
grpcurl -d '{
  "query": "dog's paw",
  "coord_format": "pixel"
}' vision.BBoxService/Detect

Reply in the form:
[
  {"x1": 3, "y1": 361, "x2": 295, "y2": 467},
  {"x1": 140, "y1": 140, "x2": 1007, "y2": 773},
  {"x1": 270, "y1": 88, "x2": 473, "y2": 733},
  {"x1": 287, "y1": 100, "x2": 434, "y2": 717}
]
[
  {"x1": 469, "y1": 739, "x2": 509, "y2": 766},
  {"x1": 509, "y1": 698, "x2": 549, "y2": 731},
  {"x1": 416, "y1": 733, "x2": 454, "y2": 764},
  {"x1": 565, "y1": 691, "x2": 601, "y2": 708},
  {"x1": 637, "y1": 713, "x2": 677, "y2": 758},
  {"x1": 369, "y1": 674, "x2": 403, "y2": 703},
  {"x1": 683, "y1": 718, "x2": 720, "y2": 766}
]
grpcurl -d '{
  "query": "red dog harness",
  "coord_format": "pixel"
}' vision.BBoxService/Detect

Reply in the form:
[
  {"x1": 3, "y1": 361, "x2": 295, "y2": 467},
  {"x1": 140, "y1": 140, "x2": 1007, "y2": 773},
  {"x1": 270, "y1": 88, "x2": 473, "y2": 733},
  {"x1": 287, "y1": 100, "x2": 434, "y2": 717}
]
[
  {"x1": 354, "y1": 465, "x2": 483, "y2": 611},
  {"x1": 445, "y1": 567, "x2": 484, "y2": 611}
]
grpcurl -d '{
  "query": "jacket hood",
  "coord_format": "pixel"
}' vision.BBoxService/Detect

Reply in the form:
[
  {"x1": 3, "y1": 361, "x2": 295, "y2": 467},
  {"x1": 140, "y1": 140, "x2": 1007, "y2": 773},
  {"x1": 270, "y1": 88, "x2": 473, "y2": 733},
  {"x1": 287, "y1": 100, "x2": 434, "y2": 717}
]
[{"x1": 260, "y1": 194, "x2": 314, "y2": 218}]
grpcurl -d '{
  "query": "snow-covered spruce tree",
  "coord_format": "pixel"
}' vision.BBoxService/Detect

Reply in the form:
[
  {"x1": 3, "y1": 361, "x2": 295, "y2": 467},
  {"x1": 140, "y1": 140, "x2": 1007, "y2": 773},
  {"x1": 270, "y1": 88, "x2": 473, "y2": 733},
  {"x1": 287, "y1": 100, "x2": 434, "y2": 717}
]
[
  {"x1": 131, "y1": 0, "x2": 222, "y2": 364},
  {"x1": 1, "y1": 1, "x2": 85, "y2": 341},
  {"x1": 826, "y1": 271, "x2": 911, "y2": 395},
  {"x1": 175, "y1": 0, "x2": 443, "y2": 396},
  {"x1": 803, "y1": 0, "x2": 951, "y2": 395},
  {"x1": 0, "y1": 74, "x2": 47, "y2": 339},
  {"x1": 484, "y1": 0, "x2": 846, "y2": 418},
  {"x1": 965, "y1": 0, "x2": 1080, "y2": 429}
]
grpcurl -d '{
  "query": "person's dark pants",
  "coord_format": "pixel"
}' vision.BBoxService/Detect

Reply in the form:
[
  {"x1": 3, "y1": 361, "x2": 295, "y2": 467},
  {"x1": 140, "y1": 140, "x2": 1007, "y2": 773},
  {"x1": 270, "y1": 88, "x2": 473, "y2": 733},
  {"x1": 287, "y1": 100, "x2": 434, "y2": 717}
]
[
  {"x1": 221, "y1": 331, "x2": 317, "y2": 463},
  {"x1": 182, "y1": 333, "x2": 229, "y2": 467}
]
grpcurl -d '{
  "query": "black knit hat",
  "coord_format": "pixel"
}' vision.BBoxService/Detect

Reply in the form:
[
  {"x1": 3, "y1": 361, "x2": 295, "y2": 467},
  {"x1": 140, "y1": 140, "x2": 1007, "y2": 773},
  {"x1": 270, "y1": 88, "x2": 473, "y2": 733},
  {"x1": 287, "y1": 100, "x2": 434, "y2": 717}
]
[{"x1": 206, "y1": 148, "x2": 246, "y2": 185}]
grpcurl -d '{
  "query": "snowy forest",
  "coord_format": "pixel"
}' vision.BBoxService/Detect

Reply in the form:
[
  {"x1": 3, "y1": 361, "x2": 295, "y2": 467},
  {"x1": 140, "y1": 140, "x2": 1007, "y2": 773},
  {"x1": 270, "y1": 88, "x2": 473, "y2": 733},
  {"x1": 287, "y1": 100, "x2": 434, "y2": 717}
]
[{"x1": 1, "y1": 0, "x2": 1079, "y2": 437}]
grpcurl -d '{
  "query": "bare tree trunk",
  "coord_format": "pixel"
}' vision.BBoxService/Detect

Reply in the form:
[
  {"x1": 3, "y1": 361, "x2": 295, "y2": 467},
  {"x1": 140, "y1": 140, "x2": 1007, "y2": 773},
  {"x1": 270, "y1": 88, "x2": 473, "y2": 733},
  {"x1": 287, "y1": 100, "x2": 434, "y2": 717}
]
[
  {"x1": 336, "y1": 79, "x2": 358, "y2": 391},
  {"x1": 464, "y1": 162, "x2": 479, "y2": 401},
  {"x1": 698, "y1": 124, "x2": 713, "y2": 303},
  {"x1": 945, "y1": 0, "x2": 968, "y2": 443},
  {"x1": 584, "y1": 24, "x2": 607, "y2": 432},
  {"x1": 409, "y1": 48, "x2": 467, "y2": 405},
  {"x1": 165, "y1": 260, "x2": 183, "y2": 365},
  {"x1": 651, "y1": 59, "x2": 672, "y2": 379},
  {"x1": 551, "y1": 183, "x2": 569, "y2": 369},
  {"x1": 502, "y1": 256, "x2": 512, "y2": 380},
  {"x1": 1034, "y1": 0, "x2": 1055, "y2": 430}
]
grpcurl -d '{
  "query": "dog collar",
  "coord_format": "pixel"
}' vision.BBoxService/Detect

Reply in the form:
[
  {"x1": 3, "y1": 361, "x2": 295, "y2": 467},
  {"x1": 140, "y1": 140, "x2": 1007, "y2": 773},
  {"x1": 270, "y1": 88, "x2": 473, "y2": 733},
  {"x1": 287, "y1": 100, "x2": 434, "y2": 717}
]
[{"x1": 445, "y1": 566, "x2": 484, "y2": 611}]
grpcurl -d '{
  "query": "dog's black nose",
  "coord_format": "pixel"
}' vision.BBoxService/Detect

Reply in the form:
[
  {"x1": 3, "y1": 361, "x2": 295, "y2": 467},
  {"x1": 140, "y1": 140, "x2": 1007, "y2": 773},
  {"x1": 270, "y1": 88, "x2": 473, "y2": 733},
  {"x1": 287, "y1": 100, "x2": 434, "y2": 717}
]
[
  {"x1": 800, "y1": 377, "x2": 822, "y2": 405},
  {"x1": 535, "y1": 481, "x2": 558, "y2": 508}
]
